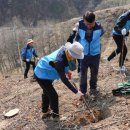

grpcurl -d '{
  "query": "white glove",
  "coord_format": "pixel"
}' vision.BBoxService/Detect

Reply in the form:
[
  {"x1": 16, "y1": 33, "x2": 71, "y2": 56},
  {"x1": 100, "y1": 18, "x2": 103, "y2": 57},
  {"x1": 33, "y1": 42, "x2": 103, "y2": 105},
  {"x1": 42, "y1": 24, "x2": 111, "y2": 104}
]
[
  {"x1": 121, "y1": 28, "x2": 127, "y2": 36},
  {"x1": 76, "y1": 90, "x2": 84, "y2": 98},
  {"x1": 26, "y1": 59, "x2": 30, "y2": 62},
  {"x1": 75, "y1": 22, "x2": 79, "y2": 28},
  {"x1": 36, "y1": 57, "x2": 40, "y2": 60}
]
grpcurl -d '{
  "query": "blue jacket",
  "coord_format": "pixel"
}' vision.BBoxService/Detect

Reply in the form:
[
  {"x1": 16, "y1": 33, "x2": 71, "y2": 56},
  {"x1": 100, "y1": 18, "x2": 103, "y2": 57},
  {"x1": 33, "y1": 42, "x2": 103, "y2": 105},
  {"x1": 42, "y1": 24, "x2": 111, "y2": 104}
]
[
  {"x1": 76, "y1": 19, "x2": 104, "y2": 56},
  {"x1": 34, "y1": 47, "x2": 77, "y2": 94},
  {"x1": 24, "y1": 45, "x2": 38, "y2": 60},
  {"x1": 113, "y1": 10, "x2": 130, "y2": 36}
]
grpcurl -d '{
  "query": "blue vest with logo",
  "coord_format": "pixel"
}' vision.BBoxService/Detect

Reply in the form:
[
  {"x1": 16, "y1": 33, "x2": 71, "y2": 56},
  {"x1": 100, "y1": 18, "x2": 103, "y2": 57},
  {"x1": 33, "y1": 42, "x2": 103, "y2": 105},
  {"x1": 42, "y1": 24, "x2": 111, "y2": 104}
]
[
  {"x1": 78, "y1": 20, "x2": 103, "y2": 56},
  {"x1": 34, "y1": 47, "x2": 69, "y2": 80}
]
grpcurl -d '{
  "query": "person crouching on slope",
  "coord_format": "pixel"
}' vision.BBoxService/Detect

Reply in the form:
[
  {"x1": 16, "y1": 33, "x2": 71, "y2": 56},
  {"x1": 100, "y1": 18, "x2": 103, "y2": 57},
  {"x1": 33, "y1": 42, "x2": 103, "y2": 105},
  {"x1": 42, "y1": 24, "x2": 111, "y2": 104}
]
[{"x1": 34, "y1": 41, "x2": 84, "y2": 120}]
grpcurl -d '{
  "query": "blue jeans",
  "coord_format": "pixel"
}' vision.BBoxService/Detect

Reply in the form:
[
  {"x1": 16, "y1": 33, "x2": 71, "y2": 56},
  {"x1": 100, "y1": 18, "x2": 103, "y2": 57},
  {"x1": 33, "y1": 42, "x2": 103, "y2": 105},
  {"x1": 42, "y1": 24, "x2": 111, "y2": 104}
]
[{"x1": 80, "y1": 54, "x2": 100, "y2": 93}]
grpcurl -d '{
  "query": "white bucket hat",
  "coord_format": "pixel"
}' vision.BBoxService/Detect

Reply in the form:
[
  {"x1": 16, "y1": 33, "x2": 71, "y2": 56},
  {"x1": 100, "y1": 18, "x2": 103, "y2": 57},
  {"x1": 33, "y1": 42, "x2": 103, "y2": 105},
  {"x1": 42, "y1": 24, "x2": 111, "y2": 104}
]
[
  {"x1": 67, "y1": 41, "x2": 84, "y2": 59},
  {"x1": 27, "y1": 39, "x2": 34, "y2": 45}
]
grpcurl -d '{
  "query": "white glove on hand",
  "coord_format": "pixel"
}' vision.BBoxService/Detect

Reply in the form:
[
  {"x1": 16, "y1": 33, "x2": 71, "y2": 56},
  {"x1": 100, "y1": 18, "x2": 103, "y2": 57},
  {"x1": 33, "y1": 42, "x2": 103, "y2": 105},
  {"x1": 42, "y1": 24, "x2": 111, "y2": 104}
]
[
  {"x1": 26, "y1": 59, "x2": 30, "y2": 62},
  {"x1": 76, "y1": 90, "x2": 84, "y2": 98},
  {"x1": 121, "y1": 28, "x2": 127, "y2": 36},
  {"x1": 36, "y1": 57, "x2": 40, "y2": 61}
]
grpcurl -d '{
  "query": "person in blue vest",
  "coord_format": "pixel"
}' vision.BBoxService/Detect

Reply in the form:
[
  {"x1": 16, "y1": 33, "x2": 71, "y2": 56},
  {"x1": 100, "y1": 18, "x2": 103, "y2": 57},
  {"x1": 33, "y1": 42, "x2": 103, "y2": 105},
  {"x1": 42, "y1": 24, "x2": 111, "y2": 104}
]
[
  {"x1": 105, "y1": 10, "x2": 130, "y2": 72},
  {"x1": 76, "y1": 11, "x2": 104, "y2": 97},
  {"x1": 34, "y1": 41, "x2": 84, "y2": 120},
  {"x1": 23, "y1": 39, "x2": 39, "y2": 79}
]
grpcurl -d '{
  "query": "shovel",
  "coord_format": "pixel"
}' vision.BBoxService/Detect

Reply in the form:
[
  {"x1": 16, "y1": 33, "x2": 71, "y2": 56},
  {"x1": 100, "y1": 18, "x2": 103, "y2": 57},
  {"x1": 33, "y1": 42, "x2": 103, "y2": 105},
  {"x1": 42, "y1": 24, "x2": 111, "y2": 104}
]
[{"x1": 71, "y1": 79, "x2": 97, "y2": 123}]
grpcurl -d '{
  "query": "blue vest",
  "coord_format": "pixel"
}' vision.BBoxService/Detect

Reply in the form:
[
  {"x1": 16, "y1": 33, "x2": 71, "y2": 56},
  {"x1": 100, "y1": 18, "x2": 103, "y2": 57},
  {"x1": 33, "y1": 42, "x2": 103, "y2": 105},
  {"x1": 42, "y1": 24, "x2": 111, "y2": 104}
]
[
  {"x1": 78, "y1": 20, "x2": 102, "y2": 56},
  {"x1": 34, "y1": 47, "x2": 69, "y2": 80},
  {"x1": 113, "y1": 20, "x2": 130, "y2": 35},
  {"x1": 113, "y1": 10, "x2": 130, "y2": 35}
]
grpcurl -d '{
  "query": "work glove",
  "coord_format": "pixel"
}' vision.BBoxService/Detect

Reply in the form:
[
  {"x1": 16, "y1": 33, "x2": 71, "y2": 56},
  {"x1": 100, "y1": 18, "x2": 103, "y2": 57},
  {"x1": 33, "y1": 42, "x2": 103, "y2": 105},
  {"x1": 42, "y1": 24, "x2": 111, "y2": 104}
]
[
  {"x1": 67, "y1": 71, "x2": 72, "y2": 80},
  {"x1": 26, "y1": 59, "x2": 30, "y2": 62},
  {"x1": 121, "y1": 28, "x2": 127, "y2": 36},
  {"x1": 76, "y1": 90, "x2": 84, "y2": 98},
  {"x1": 36, "y1": 57, "x2": 40, "y2": 61}
]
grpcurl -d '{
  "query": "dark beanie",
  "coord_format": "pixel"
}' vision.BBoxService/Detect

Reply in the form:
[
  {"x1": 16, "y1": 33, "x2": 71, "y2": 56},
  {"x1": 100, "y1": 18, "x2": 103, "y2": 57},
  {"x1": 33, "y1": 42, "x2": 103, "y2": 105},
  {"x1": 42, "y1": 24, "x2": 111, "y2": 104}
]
[{"x1": 83, "y1": 11, "x2": 95, "y2": 23}]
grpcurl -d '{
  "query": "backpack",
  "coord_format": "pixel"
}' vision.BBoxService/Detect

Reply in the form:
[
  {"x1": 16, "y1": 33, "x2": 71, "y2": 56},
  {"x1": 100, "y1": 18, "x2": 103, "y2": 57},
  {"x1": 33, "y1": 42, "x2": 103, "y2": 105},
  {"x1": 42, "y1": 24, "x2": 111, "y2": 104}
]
[
  {"x1": 112, "y1": 80, "x2": 130, "y2": 96},
  {"x1": 21, "y1": 47, "x2": 27, "y2": 61}
]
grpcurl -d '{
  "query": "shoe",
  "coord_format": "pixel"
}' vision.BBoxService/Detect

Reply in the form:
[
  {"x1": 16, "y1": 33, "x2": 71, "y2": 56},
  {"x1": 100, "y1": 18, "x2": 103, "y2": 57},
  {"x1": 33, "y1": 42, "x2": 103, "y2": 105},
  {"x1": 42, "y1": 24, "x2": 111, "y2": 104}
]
[
  {"x1": 89, "y1": 89, "x2": 99, "y2": 96},
  {"x1": 115, "y1": 66, "x2": 127, "y2": 73},
  {"x1": 50, "y1": 117, "x2": 59, "y2": 122},
  {"x1": 103, "y1": 56, "x2": 109, "y2": 63},
  {"x1": 30, "y1": 77, "x2": 36, "y2": 82},
  {"x1": 50, "y1": 114, "x2": 59, "y2": 122},
  {"x1": 24, "y1": 76, "x2": 28, "y2": 79},
  {"x1": 120, "y1": 66, "x2": 127, "y2": 72},
  {"x1": 42, "y1": 111, "x2": 51, "y2": 119},
  {"x1": 89, "y1": 90, "x2": 99, "y2": 100}
]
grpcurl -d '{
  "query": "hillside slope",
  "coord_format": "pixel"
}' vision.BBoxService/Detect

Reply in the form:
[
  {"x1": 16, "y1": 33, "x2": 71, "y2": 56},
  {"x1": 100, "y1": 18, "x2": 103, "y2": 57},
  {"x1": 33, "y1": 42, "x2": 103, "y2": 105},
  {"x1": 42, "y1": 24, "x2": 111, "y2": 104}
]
[{"x1": 0, "y1": 58, "x2": 130, "y2": 130}]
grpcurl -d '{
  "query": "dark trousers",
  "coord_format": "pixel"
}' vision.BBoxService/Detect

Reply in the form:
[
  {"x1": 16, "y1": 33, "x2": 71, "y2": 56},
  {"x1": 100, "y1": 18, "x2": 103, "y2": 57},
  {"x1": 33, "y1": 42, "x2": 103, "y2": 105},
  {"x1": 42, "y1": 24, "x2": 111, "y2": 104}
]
[
  {"x1": 108, "y1": 35, "x2": 127, "y2": 67},
  {"x1": 24, "y1": 61, "x2": 35, "y2": 78},
  {"x1": 80, "y1": 54, "x2": 100, "y2": 93},
  {"x1": 35, "y1": 76, "x2": 59, "y2": 118}
]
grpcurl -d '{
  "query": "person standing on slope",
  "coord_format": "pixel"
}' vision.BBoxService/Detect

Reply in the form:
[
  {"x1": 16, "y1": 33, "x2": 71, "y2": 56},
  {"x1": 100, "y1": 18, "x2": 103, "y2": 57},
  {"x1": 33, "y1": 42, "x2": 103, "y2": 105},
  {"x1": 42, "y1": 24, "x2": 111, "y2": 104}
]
[
  {"x1": 76, "y1": 11, "x2": 104, "y2": 97},
  {"x1": 22, "y1": 39, "x2": 39, "y2": 79},
  {"x1": 105, "y1": 10, "x2": 130, "y2": 72}
]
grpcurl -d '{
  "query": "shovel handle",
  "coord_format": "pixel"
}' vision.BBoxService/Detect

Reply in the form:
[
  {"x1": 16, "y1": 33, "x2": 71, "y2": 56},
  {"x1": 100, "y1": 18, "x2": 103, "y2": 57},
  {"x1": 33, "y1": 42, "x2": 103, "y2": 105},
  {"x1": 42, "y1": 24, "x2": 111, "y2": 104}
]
[{"x1": 70, "y1": 79, "x2": 97, "y2": 122}]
